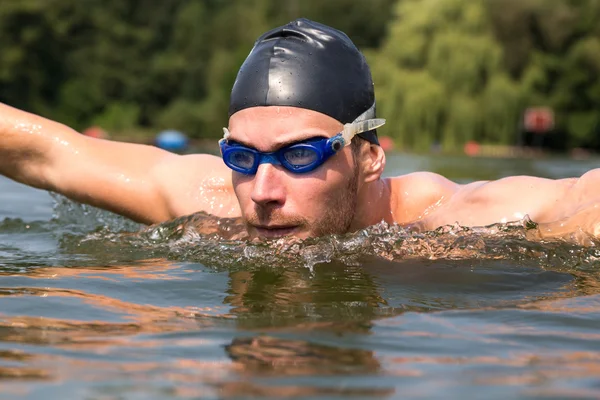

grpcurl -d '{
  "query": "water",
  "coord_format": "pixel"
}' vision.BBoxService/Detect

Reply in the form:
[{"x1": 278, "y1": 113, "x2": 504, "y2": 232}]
[{"x1": 1, "y1": 153, "x2": 600, "y2": 399}]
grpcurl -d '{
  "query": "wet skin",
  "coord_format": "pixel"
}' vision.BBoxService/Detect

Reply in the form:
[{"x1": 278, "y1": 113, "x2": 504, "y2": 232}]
[{"x1": 0, "y1": 102, "x2": 599, "y2": 240}]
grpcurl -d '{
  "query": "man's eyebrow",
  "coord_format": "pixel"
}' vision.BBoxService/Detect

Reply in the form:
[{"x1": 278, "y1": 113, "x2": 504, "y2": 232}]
[
  {"x1": 229, "y1": 135, "x2": 328, "y2": 150},
  {"x1": 228, "y1": 138, "x2": 258, "y2": 150}
]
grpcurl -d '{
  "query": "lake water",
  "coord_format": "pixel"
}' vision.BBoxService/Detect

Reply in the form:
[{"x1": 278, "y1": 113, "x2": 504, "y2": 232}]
[{"x1": 1, "y1": 152, "x2": 600, "y2": 399}]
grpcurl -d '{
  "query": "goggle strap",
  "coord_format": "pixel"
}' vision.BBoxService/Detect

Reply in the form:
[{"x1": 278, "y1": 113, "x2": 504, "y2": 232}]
[
  {"x1": 341, "y1": 118, "x2": 386, "y2": 145},
  {"x1": 223, "y1": 127, "x2": 231, "y2": 140}
]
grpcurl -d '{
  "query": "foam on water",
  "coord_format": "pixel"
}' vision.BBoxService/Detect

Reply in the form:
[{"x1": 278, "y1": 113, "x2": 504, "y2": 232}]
[
  {"x1": 153, "y1": 215, "x2": 600, "y2": 272},
  {"x1": 40, "y1": 196, "x2": 600, "y2": 274},
  {"x1": 2, "y1": 195, "x2": 598, "y2": 274}
]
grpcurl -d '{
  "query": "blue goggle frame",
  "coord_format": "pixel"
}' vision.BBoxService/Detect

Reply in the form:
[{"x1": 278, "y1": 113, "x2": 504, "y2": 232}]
[
  {"x1": 219, "y1": 135, "x2": 345, "y2": 174},
  {"x1": 219, "y1": 117, "x2": 386, "y2": 175}
]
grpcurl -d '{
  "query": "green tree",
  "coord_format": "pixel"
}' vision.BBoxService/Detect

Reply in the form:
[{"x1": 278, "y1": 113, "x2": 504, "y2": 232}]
[
  {"x1": 487, "y1": 0, "x2": 600, "y2": 148},
  {"x1": 370, "y1": 0, "x2": 522, "y2": 151},
  {"x1": 3, "y1": 0, "x2": 599, "y2": 150}
]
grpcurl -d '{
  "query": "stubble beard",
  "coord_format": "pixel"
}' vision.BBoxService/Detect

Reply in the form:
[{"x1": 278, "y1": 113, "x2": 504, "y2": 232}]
[
  {"x1": 310, "y1": 167, "x2": 359, "y2": 237},
  {"x1": 244, "y1": 167, "x2": 360, "y2": 239}
]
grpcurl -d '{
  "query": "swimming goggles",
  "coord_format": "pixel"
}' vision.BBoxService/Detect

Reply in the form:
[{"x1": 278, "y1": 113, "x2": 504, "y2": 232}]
[{"x1": 219, "y1": 118, "x2": 385, "y2": 174}]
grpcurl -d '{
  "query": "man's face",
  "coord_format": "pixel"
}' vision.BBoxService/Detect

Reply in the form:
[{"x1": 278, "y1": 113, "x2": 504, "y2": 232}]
[{"x1": 227, "y1": 106, "x2": 360, "y2": 239}]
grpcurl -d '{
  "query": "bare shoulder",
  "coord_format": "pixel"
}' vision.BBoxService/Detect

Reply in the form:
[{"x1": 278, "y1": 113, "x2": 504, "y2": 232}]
[
  {"x1": 387, "y1": 172, "x2": 460, "y2": 223},
  {"x1": 458, "y1": 175, "x2": 571, "y2": 197},
  {"x1": 151, "y1": 153, "x2": 240, "y2": 219},
  {"x1": 458, "y1": 174, "x2": 580, "y2": 206},
  {"x1": 450, "y1": 174, "x2": 582, "y2": 224},
  {"x1": 390, "y1": 168, "x2": 600, "y2": 229},
  {"x1": 576, "y1": 168, "x2": 600, "y2": 192}
]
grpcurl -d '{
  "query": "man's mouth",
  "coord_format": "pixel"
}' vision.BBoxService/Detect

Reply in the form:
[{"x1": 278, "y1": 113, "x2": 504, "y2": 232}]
[{"x1": 252, "y1": 225, "x2": 299, "y2": 239}]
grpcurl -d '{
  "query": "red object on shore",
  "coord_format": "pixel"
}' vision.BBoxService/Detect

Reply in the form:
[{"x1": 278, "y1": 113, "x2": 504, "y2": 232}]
[
  {"x1": 82, "y1": 126, "x2": 109, "y2": 139},
  {"x1": 524, "y1": 108, "x2": 554, "y2": 134},
  {"x1": 464, "y1": 140, "x2": 481, "y2": 157}
]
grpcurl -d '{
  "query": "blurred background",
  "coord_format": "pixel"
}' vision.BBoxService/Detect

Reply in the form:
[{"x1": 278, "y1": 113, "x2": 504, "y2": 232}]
[{"x1": 1, "y1": 0, "x2": 599, "y2": 155}]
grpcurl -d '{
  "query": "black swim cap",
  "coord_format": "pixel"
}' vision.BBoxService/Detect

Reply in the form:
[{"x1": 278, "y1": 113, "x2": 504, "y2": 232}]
[{"x1": 229, "y1": 18, "x2": 379, "y2": 145}]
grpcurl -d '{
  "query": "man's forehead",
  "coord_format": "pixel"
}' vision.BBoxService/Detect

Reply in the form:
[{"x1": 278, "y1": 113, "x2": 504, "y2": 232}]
[{"x1": 227, "y1": 106, "x2": 342, "y2": 149}]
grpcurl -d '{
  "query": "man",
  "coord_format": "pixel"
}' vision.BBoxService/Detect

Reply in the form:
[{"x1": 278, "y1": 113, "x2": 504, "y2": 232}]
[{"x1": 0, "y1": 19, "x2": 598, "y2": 240}]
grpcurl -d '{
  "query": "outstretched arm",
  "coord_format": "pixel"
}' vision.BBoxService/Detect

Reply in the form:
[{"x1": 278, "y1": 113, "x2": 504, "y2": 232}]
[
  {"x1": 399, "y1": 170, "x2": 600, "y2": 242},
  {"x1": 0, "y1": 103, "x2": 236, "y2": 224},
  {"x1": 431, "y1": 170, "x2": 600, "y2": 239}
]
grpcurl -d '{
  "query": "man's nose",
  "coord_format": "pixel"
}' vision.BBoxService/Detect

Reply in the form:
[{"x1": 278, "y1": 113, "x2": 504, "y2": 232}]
[{"x1": 250, "y1": 163, "x2": 286, "y2": 207}]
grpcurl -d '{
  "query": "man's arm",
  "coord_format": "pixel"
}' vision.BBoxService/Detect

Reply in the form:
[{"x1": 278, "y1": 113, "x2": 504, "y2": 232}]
[
  {"x1": 396, "y1": 170, "x2": 600, "y2": 239},
  {"x1": 0, "y1": 102, "x2": 236, "y2": 224},
  {"x1": 427, "y1": 171, "x2": 600, "y2": 235}
]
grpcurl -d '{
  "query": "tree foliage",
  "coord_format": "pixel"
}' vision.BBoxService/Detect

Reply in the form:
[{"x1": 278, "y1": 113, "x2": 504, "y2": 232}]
[
  {"x1": 369, "y1": 0, "x2": 521, "y2": 151},
  {"x1": 0, "y1": 0, "x2": 598, "y2": 150}
]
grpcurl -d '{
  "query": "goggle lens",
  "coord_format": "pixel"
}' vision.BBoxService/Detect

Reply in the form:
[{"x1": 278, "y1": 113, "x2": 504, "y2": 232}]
[
  {"x1": 226, "y1": 149, "x2": 256, "y2": 170},
  {"x1": 282, "y1": 147, "x2": 319, "y2": 167}
]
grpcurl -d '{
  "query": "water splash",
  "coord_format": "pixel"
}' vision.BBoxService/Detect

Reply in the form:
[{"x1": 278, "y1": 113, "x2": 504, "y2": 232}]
[
  {"x1": 4, "y1": 195, "x2": 599, "y2": 273},
  {"x1": 76, "y1": 211, "x2": 600, "y2": 273},
  {"x1": 50, "y1": 193, "x2": 141, "y2": 234}
]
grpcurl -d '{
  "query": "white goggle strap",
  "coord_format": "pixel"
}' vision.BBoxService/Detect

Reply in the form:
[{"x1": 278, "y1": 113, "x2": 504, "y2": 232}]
[
  {"x1": 222, "y1": 127, "x2": 231, "y2": 141},
  {"x1": 341, "y1": 118, "x2": 386, "y2": 146}
]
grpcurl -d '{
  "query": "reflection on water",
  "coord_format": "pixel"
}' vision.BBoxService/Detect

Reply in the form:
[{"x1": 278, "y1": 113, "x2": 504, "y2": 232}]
[
  {"x1": 224, "y1": 335, "x2": 393, "y2": 398},
  {"x1": 1, "y1": 186, "x2": 600, "y2": 397}
]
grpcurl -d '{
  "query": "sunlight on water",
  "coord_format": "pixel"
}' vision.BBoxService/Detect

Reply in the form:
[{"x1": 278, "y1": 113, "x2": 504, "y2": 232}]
[{"x1": 1, "y1": 194, "x2": 600, "y2": 398}]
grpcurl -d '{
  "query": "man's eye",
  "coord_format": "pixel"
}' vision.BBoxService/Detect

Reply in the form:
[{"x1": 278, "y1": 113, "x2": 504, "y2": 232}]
[
  {"x1": 283, "y1": 148, "x2": 318, "y2": 165},
  {"x1": 229, "y1": 150, "x2": 255, "y2": 168}
]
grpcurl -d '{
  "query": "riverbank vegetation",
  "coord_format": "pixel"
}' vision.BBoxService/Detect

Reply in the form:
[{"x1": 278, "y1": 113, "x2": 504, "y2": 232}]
[{"x1": 1, "y1": 0, "x2": 599, "y2": 151}]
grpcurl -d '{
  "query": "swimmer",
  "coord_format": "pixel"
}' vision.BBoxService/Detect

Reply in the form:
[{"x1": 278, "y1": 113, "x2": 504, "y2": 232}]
[{"x1": 0, "y1": 19, "x2": 599, "y2": 240}]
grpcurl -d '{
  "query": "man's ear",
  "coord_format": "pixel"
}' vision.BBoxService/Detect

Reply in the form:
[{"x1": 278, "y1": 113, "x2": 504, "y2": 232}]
[{"x1": 359, "y1": 143, "x2": 386, "y2": 183}]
